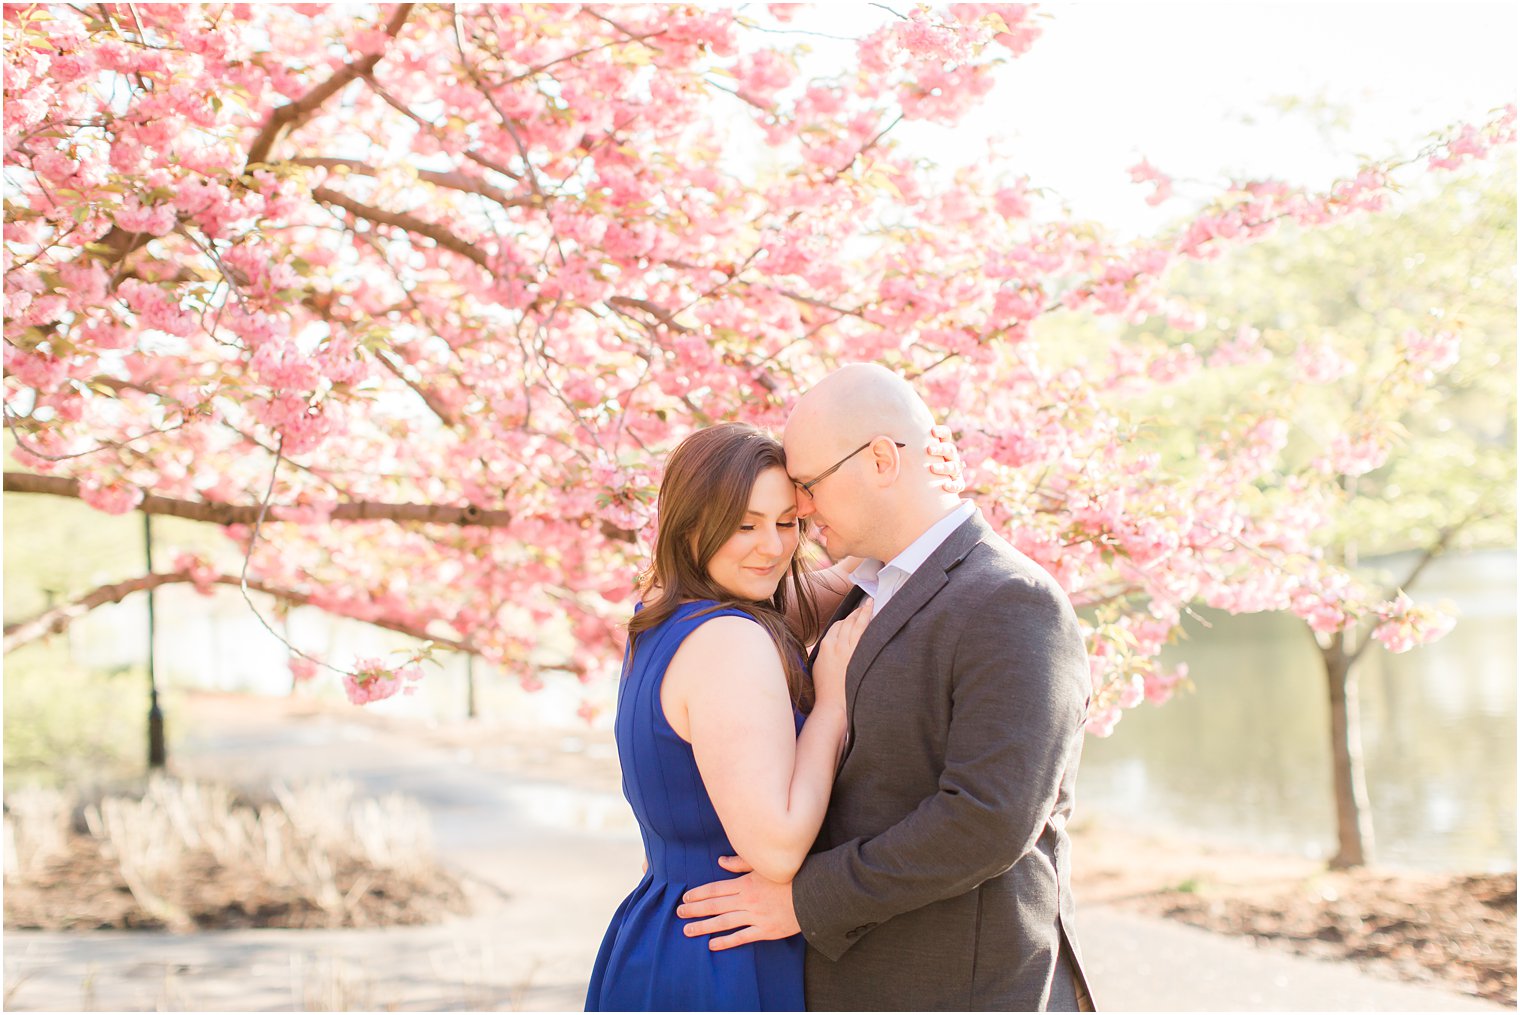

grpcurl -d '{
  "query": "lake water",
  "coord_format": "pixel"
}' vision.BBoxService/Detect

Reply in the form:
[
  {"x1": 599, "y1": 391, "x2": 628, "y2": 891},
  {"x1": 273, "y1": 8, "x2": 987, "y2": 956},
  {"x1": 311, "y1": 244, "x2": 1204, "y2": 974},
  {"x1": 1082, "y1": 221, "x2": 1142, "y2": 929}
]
[{"x1": 1077, "y1": 549, "x2": 1517, "y2": 873}]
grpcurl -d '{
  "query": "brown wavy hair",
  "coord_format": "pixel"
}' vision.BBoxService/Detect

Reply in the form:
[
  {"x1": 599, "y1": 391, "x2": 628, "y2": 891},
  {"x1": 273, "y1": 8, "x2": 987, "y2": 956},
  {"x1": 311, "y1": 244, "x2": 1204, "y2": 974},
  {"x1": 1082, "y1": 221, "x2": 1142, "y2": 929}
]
[{"x1": 628, "y1": 422, "x2": 819, "y2": 712}]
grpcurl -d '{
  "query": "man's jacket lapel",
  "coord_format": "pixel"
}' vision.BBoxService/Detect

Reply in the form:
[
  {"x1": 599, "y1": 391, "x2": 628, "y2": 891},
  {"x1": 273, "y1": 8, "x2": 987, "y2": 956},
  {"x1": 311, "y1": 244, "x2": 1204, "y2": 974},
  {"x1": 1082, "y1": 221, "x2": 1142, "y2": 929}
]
[
  {"x1": 840, "y1": 511, "x2": 989, "y2": 740},
  {"x1": 808, "y1": 584, "x2": 868, "y2": 670}
]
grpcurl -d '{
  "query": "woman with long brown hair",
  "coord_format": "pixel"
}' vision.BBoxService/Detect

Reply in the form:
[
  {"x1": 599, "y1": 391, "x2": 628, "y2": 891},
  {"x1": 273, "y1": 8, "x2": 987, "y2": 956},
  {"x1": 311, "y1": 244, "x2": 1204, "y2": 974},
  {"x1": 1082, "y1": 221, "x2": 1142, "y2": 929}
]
[{"x1": 586, "y1": 422, "x2": 957, "y2": 1011}]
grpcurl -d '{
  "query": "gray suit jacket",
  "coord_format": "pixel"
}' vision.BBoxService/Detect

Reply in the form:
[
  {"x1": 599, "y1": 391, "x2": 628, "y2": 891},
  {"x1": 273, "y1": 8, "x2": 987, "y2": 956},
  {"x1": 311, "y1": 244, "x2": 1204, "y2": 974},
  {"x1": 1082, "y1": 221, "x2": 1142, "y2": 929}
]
[{"x1": 792, "y1": 508, "x2": 1093, "y2": 1011}]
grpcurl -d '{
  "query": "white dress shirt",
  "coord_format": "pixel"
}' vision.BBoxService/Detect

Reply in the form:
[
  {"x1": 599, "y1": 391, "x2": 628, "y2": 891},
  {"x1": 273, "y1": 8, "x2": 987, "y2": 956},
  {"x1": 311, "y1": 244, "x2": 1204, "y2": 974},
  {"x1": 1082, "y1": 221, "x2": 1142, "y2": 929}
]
[{"x1": 849, "y1": 500, "x2": 976, "y2": 612}]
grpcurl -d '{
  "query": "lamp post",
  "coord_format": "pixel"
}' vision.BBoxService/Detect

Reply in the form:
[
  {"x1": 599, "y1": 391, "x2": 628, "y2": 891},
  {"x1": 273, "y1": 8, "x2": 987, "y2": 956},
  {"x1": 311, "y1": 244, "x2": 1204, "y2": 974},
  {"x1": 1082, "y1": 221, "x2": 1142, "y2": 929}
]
[
  {"x1": 466, "y1": 651, "x2": 477, "y2": 720},
  {"x1": 144, "y1": 512, "x2": 166, "y2": 769}
]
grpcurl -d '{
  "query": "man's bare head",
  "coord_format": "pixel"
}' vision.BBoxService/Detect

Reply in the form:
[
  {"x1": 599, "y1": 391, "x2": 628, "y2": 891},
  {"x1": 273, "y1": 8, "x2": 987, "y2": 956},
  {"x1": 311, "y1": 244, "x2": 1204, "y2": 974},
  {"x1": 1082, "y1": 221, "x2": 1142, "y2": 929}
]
[
  {"x1": 786, "y1": 362, "x2": 936, "y2": 459},
  {"x1": 783, "y1": 364, "x2": 953, "y2": 561}
]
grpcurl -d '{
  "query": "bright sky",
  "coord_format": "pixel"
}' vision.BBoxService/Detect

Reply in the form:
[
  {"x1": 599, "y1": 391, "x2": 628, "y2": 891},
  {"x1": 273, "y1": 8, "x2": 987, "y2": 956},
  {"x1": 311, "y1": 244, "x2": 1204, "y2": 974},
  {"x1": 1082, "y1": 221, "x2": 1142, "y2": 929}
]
[{"x1": 802, "y1": 2, "x2": 1519, "y2": 233}]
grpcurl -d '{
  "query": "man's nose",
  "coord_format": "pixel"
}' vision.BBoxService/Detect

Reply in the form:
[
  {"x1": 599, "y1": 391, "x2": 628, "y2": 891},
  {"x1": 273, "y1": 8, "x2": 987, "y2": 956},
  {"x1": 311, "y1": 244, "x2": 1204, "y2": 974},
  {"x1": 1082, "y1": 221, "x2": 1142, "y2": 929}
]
[{"x1": 794, "y1": 492, "x2": 816, "y2": 519}]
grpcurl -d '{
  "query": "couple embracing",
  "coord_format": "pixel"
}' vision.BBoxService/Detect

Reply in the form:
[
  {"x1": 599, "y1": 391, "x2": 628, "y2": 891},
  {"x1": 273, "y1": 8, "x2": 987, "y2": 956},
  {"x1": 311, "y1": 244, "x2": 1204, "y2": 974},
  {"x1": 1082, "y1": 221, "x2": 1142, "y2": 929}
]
[{"x1": 586, "y1": 364, "x2": 1096, "y2": 1012}]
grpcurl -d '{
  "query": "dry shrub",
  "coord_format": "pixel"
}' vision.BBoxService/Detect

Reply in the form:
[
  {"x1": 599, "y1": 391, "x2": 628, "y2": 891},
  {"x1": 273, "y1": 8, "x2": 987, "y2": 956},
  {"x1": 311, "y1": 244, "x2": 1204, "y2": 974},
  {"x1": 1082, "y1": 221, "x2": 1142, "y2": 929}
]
[
  {"x1": 3, "y1": 777, "x2": 469, "y2": 931},
  {"x1": 3, "y1": 784, "x2": 73, "y2": 875}
]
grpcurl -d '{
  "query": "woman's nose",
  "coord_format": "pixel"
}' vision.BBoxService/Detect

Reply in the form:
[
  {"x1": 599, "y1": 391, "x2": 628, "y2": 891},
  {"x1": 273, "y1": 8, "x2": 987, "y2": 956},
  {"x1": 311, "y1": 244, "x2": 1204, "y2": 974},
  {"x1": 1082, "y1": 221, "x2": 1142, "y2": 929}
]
[{"x1": 759, "y1": 526, "x2": 784, "y2": 556}]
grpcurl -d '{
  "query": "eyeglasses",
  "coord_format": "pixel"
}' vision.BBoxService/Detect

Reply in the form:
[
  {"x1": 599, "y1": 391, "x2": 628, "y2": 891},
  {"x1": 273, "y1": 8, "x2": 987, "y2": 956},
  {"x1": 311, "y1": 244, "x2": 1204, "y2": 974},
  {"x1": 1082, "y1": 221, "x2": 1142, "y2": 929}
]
[{"x1": 795, "y1": 439, "x2": 906, "y2": 496}]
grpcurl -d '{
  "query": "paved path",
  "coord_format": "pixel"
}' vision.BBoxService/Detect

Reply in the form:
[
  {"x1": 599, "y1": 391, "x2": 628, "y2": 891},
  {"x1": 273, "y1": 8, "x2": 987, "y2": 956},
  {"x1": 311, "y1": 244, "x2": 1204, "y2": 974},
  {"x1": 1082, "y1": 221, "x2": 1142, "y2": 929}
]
[{"x1": 4, "y1": 699, "x2": 1505, "y2": 1012}]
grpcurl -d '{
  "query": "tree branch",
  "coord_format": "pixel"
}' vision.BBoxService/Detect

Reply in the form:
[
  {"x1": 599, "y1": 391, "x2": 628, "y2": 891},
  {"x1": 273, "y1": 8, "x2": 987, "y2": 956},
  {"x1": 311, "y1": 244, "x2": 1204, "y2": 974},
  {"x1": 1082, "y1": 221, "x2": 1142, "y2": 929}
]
[
  {"x1": 826, "y1": 113, "x2": 903, "y2": 182},
  {"x1": 4, "y1": 472, "x2": 512, "y2": 527},
  {"x1": 374, "y1": 347, "x2": 460, "y2": 427},
  {"x1": 1392, "y1": 518, "x2": 1469, "y2": 596},
  {"x1": 606, "y1": 295, "x2": 693, "y2": 333},
  {"x1": 289, "y1": 156, "x2": 531, "y2": 211},
  {"x1": 245, "y1": 4, "x2": 415, "y2": 168},
  {"x1": 502, "y1": 27, "x2": 668, "y2": 85},
  {"x1": 3, "y1": 570, "x2": 468, "y2": 655},
  {"x1": 311, "y1": 185, "x2": 493, "y2": 270},
  {"x1": 1344, "y1": 515, "x2": 1478, "y2": 667},
  {"x1": 451, "y1": 11, "x2": 544, "y2": 202},
  {"x1": 363, "y1": 77, "x2": 525, "y2": 183},
  {"x1": 584, "y1": 9, "x2": 660, "y2": 45},
  {"x1": 81, "y1": 5, "x2": 415, "y2": 272},
  {"x1": 766, "y1": 285, "x2": 868, "y2": 319}
]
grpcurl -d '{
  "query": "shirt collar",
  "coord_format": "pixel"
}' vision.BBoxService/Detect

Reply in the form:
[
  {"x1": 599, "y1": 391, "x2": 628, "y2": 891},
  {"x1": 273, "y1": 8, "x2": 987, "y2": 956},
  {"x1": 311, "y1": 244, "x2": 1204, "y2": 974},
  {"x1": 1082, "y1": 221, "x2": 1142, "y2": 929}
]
[{"x1": 850, "y1": 500, "x2": 975, "y2": 591}]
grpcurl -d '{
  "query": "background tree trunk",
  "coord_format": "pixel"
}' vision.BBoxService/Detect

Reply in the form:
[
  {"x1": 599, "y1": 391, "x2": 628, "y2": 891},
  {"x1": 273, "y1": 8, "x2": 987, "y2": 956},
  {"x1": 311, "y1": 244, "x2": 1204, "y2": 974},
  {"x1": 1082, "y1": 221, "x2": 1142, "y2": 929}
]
[{"x1": 1322, "y1": 632, "x2": 1375, "y2": 868}]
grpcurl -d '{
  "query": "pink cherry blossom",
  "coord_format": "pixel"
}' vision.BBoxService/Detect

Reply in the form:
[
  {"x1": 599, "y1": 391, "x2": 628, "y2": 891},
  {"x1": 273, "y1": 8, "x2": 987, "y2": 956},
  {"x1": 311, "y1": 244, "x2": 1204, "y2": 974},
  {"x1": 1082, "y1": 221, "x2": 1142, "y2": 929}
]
[
  {"x1": 1, "y1": 4, "x2": 1504, "y2": 724},
  {"x1": 78, "y1": 479, "x2": 144, "y2": 515},
  {"x1": 1295, "y1": 338, "x2": 1355, "y2": 385},
  {"x1": 1128, "y1": 158, "x2": 1174, "y2": 206},
  {"x1": 172, "y1": 552, "x2": 219, "y2": 595},
  {"x1": 1322, "y1": 433, "x2": 1390, "y2": 478},
  {"x1": 1400, "y1": 328, "x2": 1461, "y2": 381},
  {"x1": 342, "y1": 659, "x2": 424, "y2": 706},
  {"x1": 1085, "y1": 705, "x2": 1122, "y2": 738},
  {"x1": 1144, "y1": 663, "x2": 1188, "y2": 705},
  {"x1": 1371, "y1": 593, "x2": 1457, "y2": 654}
]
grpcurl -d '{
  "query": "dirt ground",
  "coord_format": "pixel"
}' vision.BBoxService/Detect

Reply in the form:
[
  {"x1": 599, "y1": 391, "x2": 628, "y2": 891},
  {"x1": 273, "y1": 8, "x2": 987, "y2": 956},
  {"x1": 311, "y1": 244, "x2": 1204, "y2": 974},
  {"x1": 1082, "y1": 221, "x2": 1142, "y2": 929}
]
[
  {"x1": 8, "y1": 693, "x2": 1512, "y2": 1007},
  {"x1": 1070, "y1": 819, "x2": 1516, "y2": 1006}
]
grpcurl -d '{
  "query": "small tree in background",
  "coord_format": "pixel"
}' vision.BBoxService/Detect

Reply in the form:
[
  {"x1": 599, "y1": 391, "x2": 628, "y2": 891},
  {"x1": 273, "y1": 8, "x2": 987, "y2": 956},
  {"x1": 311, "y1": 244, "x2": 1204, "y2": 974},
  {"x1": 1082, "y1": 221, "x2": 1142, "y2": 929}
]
[{"x1": 1111, "y1": 164, "x2": 1516, "y2": 866}]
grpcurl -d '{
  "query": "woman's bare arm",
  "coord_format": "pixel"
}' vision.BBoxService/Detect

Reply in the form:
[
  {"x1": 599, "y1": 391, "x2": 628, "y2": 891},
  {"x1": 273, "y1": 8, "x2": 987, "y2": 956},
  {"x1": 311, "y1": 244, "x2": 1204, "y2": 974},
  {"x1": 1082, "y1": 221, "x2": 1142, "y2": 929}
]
[{"x1": 663, "y1": 609, "x2": 869, "y2": 882}]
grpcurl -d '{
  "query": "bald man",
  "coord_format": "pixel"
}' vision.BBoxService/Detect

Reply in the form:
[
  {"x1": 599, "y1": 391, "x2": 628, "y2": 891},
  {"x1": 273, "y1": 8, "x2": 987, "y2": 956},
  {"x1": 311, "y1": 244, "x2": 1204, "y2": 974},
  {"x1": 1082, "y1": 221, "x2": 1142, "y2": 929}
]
[{"x1": 677, "y1": 364, "x2": 1096, "y2": 1011}]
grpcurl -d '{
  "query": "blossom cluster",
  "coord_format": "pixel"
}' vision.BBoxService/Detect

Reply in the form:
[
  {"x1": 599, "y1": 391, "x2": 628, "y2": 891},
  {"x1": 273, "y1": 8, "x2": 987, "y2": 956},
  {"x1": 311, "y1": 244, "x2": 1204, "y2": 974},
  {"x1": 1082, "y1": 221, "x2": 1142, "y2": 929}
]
[{"x1": 342, "y1": 658, "x2": 424, "y2": 706}]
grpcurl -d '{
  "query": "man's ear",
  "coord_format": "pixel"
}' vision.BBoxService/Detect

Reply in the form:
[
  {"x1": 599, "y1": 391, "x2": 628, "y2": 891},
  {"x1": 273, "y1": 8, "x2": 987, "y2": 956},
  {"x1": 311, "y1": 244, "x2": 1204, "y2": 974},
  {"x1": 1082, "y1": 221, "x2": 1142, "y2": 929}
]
[{"x1": 869, "y1": 436, "x2": 902, "y2": 483}]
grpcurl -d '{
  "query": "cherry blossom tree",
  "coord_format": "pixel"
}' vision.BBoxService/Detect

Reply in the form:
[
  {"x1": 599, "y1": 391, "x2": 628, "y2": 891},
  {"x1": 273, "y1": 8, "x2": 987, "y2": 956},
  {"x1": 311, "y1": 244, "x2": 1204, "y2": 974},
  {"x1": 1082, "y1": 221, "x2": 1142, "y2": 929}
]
[{"x1": 4, "y1": 1, "x2": 1513, "y2": 770}]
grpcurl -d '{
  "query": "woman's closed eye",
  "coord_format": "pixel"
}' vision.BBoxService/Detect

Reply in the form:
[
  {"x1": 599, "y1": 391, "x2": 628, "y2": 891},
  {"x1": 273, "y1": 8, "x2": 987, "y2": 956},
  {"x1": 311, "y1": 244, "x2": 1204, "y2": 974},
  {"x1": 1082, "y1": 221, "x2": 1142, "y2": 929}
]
[{"x1": 739, "y1": 521, "x2": 797, "y2": 531}]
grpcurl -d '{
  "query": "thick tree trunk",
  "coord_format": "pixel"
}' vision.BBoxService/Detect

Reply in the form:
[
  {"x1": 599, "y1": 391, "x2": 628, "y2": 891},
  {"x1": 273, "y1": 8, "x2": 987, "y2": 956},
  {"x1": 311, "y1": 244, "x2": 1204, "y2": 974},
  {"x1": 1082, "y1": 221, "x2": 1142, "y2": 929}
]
[{"x1": 1322, "y1": 632, "x2": 1375, "y2": 868}]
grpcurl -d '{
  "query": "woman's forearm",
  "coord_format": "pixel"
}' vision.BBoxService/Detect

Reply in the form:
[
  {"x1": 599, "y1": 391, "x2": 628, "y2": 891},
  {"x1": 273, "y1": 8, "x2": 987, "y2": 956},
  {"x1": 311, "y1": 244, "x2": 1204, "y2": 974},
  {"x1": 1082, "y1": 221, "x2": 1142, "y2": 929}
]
[{"x1": 739, "y1": 703, "x2": 848, "y2": 883}]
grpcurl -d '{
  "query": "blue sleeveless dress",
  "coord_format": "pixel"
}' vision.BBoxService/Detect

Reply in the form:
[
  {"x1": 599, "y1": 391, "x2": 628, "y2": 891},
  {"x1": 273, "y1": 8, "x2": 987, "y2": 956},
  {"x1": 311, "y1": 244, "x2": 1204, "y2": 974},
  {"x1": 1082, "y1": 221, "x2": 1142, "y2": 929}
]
[{"x1": 585, "y1": 600, "x2": 806, "y2": 1012}]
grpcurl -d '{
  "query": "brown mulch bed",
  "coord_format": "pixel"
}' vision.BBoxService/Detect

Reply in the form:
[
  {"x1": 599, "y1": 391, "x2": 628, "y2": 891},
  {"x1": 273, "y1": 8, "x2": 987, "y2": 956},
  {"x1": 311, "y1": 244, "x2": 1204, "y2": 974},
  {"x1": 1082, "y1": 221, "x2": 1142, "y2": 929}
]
[
  {"x1": 1072, "y1": 822, "x2": 1516, "y2": 1006},
  {"x1": 1151, "y1": 870, "x2": 1515, "y2": 1005},
  {"x1": 5, "y1": 835, "x2": 471, "y2": 932}
]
